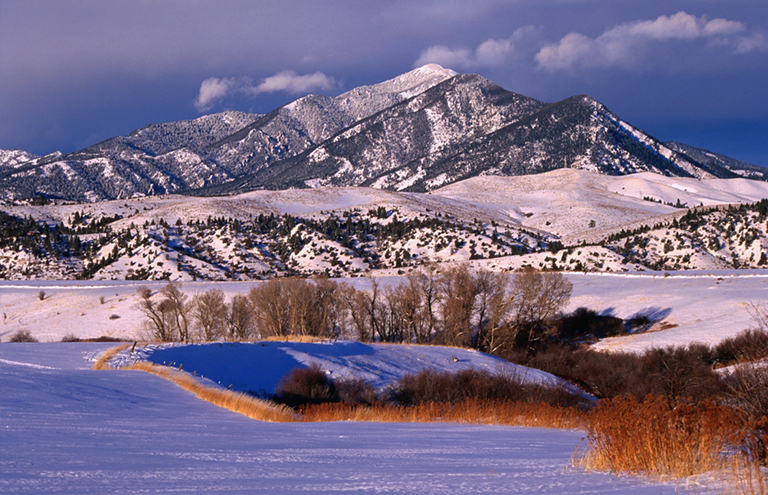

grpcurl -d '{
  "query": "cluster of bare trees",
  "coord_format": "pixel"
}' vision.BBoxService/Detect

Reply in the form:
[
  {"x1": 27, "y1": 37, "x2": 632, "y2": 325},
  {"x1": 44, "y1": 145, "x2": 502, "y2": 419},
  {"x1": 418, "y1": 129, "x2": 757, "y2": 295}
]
[
  {"x1": 348, "y1": 266, "x2": 572, "y2": 355},
  {"x1": 136, "y1": 266, "x2": 572, "y2": 356}
]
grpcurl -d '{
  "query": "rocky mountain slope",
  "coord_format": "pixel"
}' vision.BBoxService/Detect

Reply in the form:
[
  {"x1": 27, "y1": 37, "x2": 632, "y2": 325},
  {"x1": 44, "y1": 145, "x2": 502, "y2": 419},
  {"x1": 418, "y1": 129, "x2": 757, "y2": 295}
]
[
  {"x1": 0, "y1": 65, "x2": 456, "y2": 202},
  {"x1": 1, "y1": 65, "x2": 760, "y2": 203},
  {"x1": 665, "y1": 141, "x2": 767, "y2": 180}
]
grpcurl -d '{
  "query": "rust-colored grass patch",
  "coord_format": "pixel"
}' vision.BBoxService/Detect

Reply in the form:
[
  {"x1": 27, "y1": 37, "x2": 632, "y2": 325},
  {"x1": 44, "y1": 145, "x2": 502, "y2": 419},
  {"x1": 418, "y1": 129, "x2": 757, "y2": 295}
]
[
  {"x1": 575, "y1": 395, "x2": 743, "y2": 480},
  {"x1": 300, "y1": 399, "x2": 587, "y2": 430}
]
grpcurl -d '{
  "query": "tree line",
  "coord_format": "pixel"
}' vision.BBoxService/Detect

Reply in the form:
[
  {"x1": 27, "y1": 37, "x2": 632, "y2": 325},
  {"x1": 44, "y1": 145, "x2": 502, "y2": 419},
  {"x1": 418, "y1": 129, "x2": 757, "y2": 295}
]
[{"x1": 136, "y1": 266, "x2": 572, "y2": 357}]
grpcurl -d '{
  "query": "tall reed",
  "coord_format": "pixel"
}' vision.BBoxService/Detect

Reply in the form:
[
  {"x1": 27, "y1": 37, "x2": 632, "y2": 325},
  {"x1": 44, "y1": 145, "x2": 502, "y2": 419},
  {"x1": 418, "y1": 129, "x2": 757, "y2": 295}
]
[{"x1": 576, "y1": 395, "x2": 742, "y2": 480}]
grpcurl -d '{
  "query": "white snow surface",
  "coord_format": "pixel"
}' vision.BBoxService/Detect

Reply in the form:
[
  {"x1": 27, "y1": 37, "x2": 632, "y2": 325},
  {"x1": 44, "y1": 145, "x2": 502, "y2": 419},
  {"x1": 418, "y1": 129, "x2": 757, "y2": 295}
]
[{"x1": 0, "y1": 343, "x2": 715, "y2": 494}]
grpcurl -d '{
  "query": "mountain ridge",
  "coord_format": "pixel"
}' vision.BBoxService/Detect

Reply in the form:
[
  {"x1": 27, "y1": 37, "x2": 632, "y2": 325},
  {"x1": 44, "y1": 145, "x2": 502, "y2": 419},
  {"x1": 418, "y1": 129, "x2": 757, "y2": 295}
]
[{"x1": 0, "y1": 65, "x2": 761, "y2": 203}]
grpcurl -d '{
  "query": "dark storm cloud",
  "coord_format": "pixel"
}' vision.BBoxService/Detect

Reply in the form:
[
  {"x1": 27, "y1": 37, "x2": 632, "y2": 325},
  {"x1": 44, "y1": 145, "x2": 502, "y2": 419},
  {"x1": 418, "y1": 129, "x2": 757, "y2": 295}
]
[{"x1": 1, "y1": 0, "x2": 766, "y2": 165}]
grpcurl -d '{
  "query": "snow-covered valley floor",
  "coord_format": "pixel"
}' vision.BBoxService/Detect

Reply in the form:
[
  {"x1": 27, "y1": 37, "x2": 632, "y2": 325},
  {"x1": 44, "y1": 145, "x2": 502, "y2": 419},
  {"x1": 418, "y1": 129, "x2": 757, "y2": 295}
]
[{"x1": 0, "y1": 343, "x2": 715, "y2": 494}]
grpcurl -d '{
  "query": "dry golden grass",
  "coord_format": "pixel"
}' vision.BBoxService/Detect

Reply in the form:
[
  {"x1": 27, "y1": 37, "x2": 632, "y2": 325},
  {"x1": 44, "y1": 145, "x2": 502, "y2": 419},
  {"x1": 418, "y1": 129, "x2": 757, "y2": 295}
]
[
  {"x1": 575, "y1": 395, "x2": 743, "y2": 480},
  {"x1": 122, "y1": 361, "x2": 296, "y2": 423},
  {"x1": 301, "y1": 399, "x2": 587, "y2": 430},
  {"x1": 92, "y1": 345, "x2": 130, "y2": 370}
]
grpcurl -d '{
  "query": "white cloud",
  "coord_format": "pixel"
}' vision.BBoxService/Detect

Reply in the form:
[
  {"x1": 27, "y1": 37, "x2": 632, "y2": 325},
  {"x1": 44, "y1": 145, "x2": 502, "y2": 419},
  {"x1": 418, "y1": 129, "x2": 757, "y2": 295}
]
[
  {"x1": 734, "y1": 33, "x2": 768, "y2": 54},
  {"x1": 250, "y1": 71, "x2": 336, "y2": 95},
  {"x1": 414, "y1": 45, "x2": 474, "y2": 70},
  {"x1": 414, "y1": 26, "x2": 538, "y2": 70},
  {"x1": 194, "y1": 77, "x2": 236, "y2": 112},
  {"x1": 194, "y1": 70, "x2": 336, "y2": 112},
  {"x1": 536, "y1": 11, "x2": 759, "y2": 72}
]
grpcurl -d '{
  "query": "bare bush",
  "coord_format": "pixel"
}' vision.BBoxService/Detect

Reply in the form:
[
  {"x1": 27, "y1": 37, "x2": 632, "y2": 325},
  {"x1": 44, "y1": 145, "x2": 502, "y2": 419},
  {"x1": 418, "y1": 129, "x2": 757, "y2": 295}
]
[
  {"x1": 275, "y1": 363, "x2": 336, "y2": 407},
  {"x1": 335, "y1": 376, "x2": 378, "y2": 405},
  {"x1": 714, "y1": 328, "x2": 768, "y2": 366},
  {"x1": 38, "y1": 291, "x2": 45, "y2": 301},
  {"x1": 521, "y1": 342, "x2": 723, "y2": 401},
  {"x1": 723, "y1": 363, "x2": 768, "y2": 425},
  {"x1": 390, "y1": 367, "x2": 585, "y2": 409},
  {"x1": 61, "y1": 334, "x2": 81, "y2": 342},
  {"x1": 9, "y1": 329, "x2": 38, "y2": 342},
  {"x1": 554, "y1": 307, "x2": 624, "y2": 341}
]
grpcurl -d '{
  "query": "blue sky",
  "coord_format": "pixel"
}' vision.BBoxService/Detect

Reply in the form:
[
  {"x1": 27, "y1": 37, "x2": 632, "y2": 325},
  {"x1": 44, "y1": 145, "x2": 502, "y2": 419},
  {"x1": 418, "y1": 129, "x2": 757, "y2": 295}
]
[{"x1": 1, "y1": 0, "x2": 766, "y2": 165}]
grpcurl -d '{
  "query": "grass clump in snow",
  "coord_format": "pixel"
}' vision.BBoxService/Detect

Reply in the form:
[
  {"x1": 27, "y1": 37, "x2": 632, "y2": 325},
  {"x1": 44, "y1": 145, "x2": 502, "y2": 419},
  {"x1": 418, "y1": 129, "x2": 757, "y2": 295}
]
[{"x1": 92, "y1": 345, "x2": 130, "y2": 370}]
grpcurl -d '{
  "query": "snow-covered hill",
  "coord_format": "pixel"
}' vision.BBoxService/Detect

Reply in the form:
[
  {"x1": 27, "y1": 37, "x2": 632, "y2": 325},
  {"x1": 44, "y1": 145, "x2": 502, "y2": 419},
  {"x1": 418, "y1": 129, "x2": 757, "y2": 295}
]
[
  {"x1": 1, "y1": 170, "x2": 768, "y2": 280},
  {"x1": 108, "y1": 340, "x2": 579, "y2": 398}
]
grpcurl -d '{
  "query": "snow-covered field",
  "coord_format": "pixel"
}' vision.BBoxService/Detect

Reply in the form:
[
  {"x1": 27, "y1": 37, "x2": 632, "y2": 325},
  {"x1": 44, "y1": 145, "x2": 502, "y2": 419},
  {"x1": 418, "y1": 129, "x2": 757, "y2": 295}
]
[{"x1": 0, "y1": 343, "x2": 716, "y2": 494}]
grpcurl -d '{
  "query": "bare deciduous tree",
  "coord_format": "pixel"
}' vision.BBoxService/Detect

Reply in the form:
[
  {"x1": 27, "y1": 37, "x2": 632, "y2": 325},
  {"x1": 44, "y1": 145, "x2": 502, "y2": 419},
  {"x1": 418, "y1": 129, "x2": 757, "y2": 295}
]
[
  {"x1": 439, "y1": 265, "x2": 479, "y2": 347},
  {"x1": 161, "y1": 282, "x2": 191, "y2": 343},
  {"x1": 250, "y1": 280, "x2": 289, "y2": 338},
  {"x1": 227, "y1": 293, "x2": 255, "y2": 341},
  {"x1": 474, "y1": 270, "x2": 510, "y2": 355},
  {"x1": 191, "y1": 289, "x2": 227, "y2": 342},
  {"x1": 508, "y1": 268, "x2": 572, "y2": 352},
  {"x1": 136, "y1": 286, "x2": 176, "y2": 342}
]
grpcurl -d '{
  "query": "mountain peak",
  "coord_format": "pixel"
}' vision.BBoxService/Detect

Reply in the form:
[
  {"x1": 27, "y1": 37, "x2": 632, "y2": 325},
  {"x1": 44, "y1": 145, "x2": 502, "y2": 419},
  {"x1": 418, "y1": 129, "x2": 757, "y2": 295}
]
[
  {"x1": 413, "y1": 63, "x2": 458, "y2": 78},
  {"x1": 337, "y1": 64, "x2": 456, "y2": 103}
]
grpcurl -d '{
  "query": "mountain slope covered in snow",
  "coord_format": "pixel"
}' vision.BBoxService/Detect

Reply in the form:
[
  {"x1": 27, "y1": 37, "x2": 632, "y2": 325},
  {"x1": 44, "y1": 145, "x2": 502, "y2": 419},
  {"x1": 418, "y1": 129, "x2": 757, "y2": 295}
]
[{"x1": 0, "y1": 65, "x2": 759, "y2": 202}]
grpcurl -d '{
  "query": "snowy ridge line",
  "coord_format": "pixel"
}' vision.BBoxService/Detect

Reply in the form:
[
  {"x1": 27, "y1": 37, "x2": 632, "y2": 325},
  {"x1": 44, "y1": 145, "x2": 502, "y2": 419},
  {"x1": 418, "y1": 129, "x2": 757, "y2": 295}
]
[
  {"x1": 563, "y1": 270, "x2": 768, "y2": 280},
  {"x1": 0, "y1": 358, "x2": 58, "y2": 370}
]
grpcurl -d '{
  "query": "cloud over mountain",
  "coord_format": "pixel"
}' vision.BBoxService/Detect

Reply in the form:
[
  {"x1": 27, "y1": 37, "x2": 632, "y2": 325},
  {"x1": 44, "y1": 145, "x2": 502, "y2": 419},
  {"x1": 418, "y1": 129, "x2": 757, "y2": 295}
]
[
  {"x1": 536, "y1": 11, "x2": 763, "y2": 71},
  {"x1": 195, "y1": 71, "x2": 336, "y2": 112},
  {"x1": 414, "y1": 26, "x2": 539, "y2": 69}
]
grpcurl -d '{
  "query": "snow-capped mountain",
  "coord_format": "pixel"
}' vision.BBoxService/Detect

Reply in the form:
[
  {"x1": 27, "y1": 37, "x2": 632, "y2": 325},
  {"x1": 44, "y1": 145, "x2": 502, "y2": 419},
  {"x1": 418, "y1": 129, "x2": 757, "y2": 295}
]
[{"x1": 0, "y1": 64, "x2": 759, "y2": 202}]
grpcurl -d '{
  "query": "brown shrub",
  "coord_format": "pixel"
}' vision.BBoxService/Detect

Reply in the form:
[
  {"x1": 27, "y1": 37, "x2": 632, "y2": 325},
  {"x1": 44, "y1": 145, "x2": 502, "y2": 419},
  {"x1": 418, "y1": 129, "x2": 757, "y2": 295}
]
[
  {"x1": 518, "y1": 343, "x2": 722, "y2": 402},
  {"x1": 275, "y1": 363, "x2": 337, "y2": 407},
  {"x1": 714, "y1": 328, "x2": 768, "y2": 367},
  {"x1": 335, "y1": 376, "x2": 379, "y2": 405},
  {"x1": 390, "y1": 367, "x2": 588, "y2": 409},
  {"x1": 554, "y1": 307, "x2": 624, "y2": 341}
]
